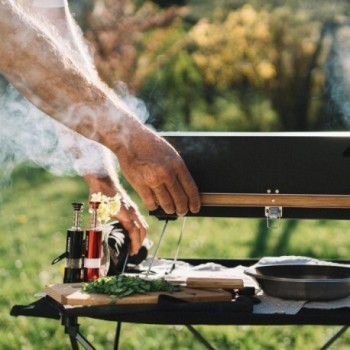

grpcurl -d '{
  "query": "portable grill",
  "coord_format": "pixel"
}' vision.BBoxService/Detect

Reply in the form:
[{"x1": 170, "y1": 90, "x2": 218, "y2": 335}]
[
  {"x1": 151, "y1": 131, "x2": 350, "y2": 223},
  {"x1": 149, "y1": 131, "x2": 350, "y2": 302}
]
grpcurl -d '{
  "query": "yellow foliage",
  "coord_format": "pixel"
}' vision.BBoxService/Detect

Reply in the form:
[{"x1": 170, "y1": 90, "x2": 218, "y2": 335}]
[
  {"x1": 239, "y1": 4, "x2": 258, "y2": 26},
  {"x1": 188, "y1": 3, "x2": 318, "y2": 90},
  {"x1": 257, "y1": 61, "x2": 276, "y2": 80}
]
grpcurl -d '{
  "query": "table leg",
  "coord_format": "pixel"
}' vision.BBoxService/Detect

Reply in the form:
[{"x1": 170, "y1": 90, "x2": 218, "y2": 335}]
[
  {"x1": 319, "y1": 326, "x2": 349, "y2": 350},
  {"x1": 186, "y1": 325, "x2": 217, "y2": 350},
  {"x1": 63, "y1": 316, "x2": 96, "y2": 350},
  {"x1": 113, "y1": 321, "x2": 122, "y2": 350}
]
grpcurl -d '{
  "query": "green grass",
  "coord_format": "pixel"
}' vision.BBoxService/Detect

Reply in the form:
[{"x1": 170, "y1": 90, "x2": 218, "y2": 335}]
[{"x1": 1, "y1": 166, "x2": 350, "y2": 349}]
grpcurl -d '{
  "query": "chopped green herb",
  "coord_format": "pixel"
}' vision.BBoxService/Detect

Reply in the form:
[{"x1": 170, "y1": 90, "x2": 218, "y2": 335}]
[{"x1": 82, "y1": 275, "x2": 181, "y2": 298}]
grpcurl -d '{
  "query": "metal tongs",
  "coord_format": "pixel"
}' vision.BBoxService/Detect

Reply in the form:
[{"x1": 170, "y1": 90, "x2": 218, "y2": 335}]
[
  {"x1": 166, "y1": 217, "x2": 186, "y2": 275},
  {"x1": 144, "y1": 219, "x2": 169, "y2": 278},
  {"x1": 142, "y1": 216, "x2": 187, "y2": 278}
]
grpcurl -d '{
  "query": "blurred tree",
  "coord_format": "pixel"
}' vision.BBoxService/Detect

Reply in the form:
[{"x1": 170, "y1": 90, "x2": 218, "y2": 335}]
[
  {"x1": 137, "y1": 3, "x2": 338, "y2": 131},
  {"x1": 187, "y1": 4, "x2": 324, "y2": 131},
  {"x1": 77, "y1": 0, "x2": 187, "y2": 92},
  {"x1": 74, "y1": 1, "x2": 350, "y2": 132}
]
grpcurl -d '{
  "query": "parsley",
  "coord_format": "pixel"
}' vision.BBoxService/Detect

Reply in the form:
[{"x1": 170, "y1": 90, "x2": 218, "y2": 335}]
[{"x1": 82, "y1": 275, "x2": 181, "y2": 298}]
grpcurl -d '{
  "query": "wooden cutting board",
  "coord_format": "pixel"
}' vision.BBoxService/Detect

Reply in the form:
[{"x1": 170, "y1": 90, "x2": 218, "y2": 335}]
[{"x1": 45, "y1": 283, "x2": 233, "y2": 306}]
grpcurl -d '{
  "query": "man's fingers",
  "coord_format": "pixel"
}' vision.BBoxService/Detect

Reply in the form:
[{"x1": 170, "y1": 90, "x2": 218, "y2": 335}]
[
  {"x1": 136, "y1": 162, "x2": 200, "y2": 216},
  {"x1": 134, "y1": 214, "x2": 148, "y2": 243},
  {"x1": 176, "y1": 164, "x2": 201, "y2": 213},
  {"x1": 163, "y1": 179, "x2": 189, "y2": 216},
  {"x1": 134, "y1": 183, "x2": 159, "y2": 211},
  {"x1": 126, "y1": 205, "x2": 149, "y2": 243},
  {"x1": 151, "y1": 184, "x2": 175, "y2": 214},
  {"x1": 119, "y1": 215, "x2": 142, "y2": 255},
  {"x1": 127, "y1": 225, "x2": 141, "y2": 255}
]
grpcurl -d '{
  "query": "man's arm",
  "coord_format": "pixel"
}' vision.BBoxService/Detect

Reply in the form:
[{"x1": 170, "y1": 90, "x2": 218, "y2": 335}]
[
  {"x1": 25, "y1": 0, "x2": 148, "y2": 254},
  {"x1": 0, "y1": 0, "x2": 200, "y2": 216}
]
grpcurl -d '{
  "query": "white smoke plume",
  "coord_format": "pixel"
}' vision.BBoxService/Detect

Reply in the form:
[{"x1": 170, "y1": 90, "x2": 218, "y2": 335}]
[
  {"x1": 326, "y1": 22, "x2": 350, "y2": 127},
  {"x1": 0, "y1": 81, "x2": 149, "y2": 183},
  {"x1": 0, "y1": 0, "x2": 149, "y2": 188}
]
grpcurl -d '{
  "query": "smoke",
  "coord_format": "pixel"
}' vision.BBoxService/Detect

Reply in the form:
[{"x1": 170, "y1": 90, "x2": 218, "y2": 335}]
[
  {"x1": 326, "y1": 22, "x2": 350, "y2": 128},
  {"x1": 0, "y1": 83, "x2": 110, "y2": 177},
  {"x1": 114, "y1": 81, "x2": 149, "y2": 124},
  {"x1": 0, "y1": 80, "x2": 149, "y2": 184},
  {"x1": 0, "y1": 1, "x2": 150, "y2": 188}
]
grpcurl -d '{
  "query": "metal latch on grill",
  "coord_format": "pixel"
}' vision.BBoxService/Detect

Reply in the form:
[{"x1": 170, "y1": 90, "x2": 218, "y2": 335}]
[{"x1": 265, "y1": 206, "x2": 282, "y2": 228}]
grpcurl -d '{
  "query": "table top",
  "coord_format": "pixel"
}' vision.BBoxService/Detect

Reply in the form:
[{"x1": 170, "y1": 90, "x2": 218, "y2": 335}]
[{"x1": 10, "y1": 258, "x2": 350, "y2": 326}]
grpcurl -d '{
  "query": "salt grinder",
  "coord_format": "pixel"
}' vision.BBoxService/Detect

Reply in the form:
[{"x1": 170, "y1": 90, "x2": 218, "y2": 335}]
[
  {"x1": 63, "y1": 202, "x2": 84, "y2": 283},
  {"x1": 84, "y1": 201, "x2": 102, "y2": 282}
]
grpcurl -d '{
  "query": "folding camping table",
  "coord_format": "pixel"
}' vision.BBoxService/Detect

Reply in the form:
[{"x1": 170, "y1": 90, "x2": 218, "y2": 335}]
[{"x1": 10, "y1": 258, "x2": 350, "y2": 350}]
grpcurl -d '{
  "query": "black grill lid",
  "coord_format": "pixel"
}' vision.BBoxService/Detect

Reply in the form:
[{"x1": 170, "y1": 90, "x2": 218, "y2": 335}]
[{"x1": 150, "y1": 132, "x2": 350, "y2": 219}]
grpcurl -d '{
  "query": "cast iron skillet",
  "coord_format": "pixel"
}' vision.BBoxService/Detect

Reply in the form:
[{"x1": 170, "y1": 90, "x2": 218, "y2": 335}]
[{"x1": 244, "y1": 264, "x2": 350, "y2": 301}]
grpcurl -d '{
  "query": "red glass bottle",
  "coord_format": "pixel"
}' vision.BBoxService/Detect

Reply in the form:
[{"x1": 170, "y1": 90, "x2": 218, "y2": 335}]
[{"x1": 84, "y1": 201, "x2": 102, "y2": 282}]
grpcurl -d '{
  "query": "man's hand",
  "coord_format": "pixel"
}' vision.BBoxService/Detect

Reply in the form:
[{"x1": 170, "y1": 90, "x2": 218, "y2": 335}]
[
  {"x1": 84, "y1": 174, "x2": 149, "y2": 255},
  {"x1": 115, "y1": 124, "x2": 201, "y2": 217},
  {"x1": 111, "y1": 192, "x2": 149, "y2": 255}
]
